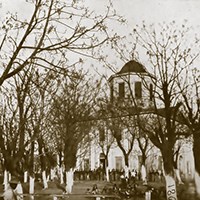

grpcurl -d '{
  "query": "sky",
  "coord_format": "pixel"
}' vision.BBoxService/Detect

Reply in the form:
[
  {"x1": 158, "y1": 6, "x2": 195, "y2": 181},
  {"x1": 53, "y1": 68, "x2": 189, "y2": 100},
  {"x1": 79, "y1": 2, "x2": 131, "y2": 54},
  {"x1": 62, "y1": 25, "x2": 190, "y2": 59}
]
[
  {"x1": 86, "y1": 0, "x2": 200, "y2": 29},
  {"x1": 1, "y1": 0, "x2": 200, "y2": 76},
  {"x1": 1, "y1": 0, "x2": 200, "y2": 33},
  {"x1": 86, "y1": 0, "x2": 200, "y2": 75},
  {"x1": 84, "y1": 0, "x2": 200, "y2": 76}
]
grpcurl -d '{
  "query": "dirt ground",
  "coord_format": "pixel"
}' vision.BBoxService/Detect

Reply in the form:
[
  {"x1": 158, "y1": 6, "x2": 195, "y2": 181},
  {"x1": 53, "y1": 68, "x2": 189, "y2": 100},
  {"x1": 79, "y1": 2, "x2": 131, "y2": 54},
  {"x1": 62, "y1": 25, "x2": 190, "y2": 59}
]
[{"x1": 0, "y1": 179, "x2": 196, "y2": 200}]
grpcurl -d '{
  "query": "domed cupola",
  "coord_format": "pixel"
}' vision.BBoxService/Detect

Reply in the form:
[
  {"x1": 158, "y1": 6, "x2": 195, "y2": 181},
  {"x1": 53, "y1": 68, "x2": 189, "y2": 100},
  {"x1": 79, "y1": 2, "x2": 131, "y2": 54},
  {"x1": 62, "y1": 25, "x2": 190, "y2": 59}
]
[
  {"x1": 117, "y1": 60, "x2": 147, "y2": 75},
  {"x1": 109, "y1": 60, "x2": 153, "y2": 109}
]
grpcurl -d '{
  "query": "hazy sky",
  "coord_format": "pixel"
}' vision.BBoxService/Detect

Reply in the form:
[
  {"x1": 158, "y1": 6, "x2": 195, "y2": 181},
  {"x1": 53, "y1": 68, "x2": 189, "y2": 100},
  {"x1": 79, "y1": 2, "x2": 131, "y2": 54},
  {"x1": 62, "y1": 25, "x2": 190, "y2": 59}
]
[
  {"x1": 86, "y1": 0, "x2": 200, "y2": 28},
  {"x1": 1, "y1": 0, "x2": 200, "y2": 75},
  {"x1": 1, "y1": 0, "x2": 200, "y2": 27},
  {"x1": 86, "y1": 0, "x2": 200, "y2": 73}
]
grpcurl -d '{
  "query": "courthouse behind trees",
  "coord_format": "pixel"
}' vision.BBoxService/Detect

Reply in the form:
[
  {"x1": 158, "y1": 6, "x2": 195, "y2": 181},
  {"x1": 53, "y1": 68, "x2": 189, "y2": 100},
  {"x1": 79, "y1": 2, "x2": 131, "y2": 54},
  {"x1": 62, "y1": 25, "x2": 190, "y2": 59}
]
[{"x1": 77, "y1": 60, "x2": 194, "y2": 181}]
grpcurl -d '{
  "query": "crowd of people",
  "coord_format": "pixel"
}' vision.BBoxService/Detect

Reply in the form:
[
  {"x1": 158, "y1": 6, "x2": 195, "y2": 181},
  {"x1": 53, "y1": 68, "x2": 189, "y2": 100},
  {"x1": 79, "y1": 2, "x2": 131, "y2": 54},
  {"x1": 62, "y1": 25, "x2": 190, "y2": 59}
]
[
  {"x1": 74, "y1": 166, "x2": 164, "y2": 183},
  {"x1": 83, "y1": 166, "x2": 166, "y2": 199}
]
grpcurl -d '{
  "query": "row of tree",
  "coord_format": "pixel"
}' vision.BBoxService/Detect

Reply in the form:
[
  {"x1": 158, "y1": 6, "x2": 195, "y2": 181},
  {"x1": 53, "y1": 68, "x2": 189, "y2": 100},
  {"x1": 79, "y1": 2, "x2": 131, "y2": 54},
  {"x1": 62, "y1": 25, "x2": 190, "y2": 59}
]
[
  {"x1": 0, "y1": 66, "x2": 101, "y2": 192},
  {"x1": 98, "y1": 21, "x2": 200, "y2": 200},
  {"x1": 0, "y1": 1, "x2": 200, "y2": 200},
  {"x1": 0, "y1": 0, "x2": 122, "y2": 194}
]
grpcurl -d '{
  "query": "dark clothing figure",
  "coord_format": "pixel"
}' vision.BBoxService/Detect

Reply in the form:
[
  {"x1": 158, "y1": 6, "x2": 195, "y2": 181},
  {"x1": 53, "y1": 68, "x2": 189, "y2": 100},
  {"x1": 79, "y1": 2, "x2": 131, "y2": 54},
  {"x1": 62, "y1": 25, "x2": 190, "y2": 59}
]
[
  {"x1": 91, "y1": 184, "x2": 99, "y2": 194},
  {"x1": 119, "y1": 176, "x2": 128, "y2": 189},
  {"x1": 112, "y1": 184, "x2": 119, "y2": 194}
]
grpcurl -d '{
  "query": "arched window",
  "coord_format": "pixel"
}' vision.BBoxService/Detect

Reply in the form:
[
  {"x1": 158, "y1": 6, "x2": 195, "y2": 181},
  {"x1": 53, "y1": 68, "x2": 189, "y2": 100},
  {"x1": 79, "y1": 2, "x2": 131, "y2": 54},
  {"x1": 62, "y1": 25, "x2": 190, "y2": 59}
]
[
  {"x1": 135, "y1": 81, "x2": 142, "y2": 98},
  {"x1": 110, "y1": 83, "x2": 114, "y2": 102},
  {"x1": 150, "y1": 84, "x2": 153, "y2": 101},
  {"x1": 118, "y1": 82, "x2": 125, "y2": 99}
]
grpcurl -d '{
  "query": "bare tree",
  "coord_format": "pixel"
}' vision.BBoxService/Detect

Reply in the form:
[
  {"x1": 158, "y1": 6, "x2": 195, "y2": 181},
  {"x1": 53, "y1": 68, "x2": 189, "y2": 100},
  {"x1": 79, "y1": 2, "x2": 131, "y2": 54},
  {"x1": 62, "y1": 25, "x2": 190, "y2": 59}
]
[
  {"x1": 0, "y1": 69, "x2": 33, "y2": 179},
  {"x1": 0, "y1": 67, "x2": 40, "y2": 195},
  {"x1": 48, "y1": 70, "x2": 101, "y2": 193},
  {"x1": 94, "y1": 96, "x2": 117, "y2": 181},
  {"x1": 178, "y1": 67, "x2": 200, "y2": 198},
  {"x1": 0, "y1": 0, "x2": 122, "y2": 86},
  {"x1": 29, "y1": 69, "x2": 58, "y2": 190},
  {"x1": 108, "y1": 104, "x2": 137, "y2": 168},
  {"x1": 0, "y1": 65, "x2": 60, "y2": 194},
  {"x1": 137, "y1": 132, "x2": 153, "y2": 174},
  {"x1": 108, "y1": 21, "x2": 199, "y2": 200},
  {"x1": 97, "y1": 122, "x2": 115, "y2": 170}
]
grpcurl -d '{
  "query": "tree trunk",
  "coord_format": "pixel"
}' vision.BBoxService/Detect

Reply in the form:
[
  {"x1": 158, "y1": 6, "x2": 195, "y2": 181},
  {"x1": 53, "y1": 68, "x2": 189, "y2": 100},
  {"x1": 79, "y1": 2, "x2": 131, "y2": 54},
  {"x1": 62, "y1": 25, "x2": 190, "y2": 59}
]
[
  {"x1": 65, "y1": 169, "x2": 74, "y2": 194},
  {"x1": 8, "y1": 172, "x2": 11, "y2": 182},
  {"x1": 124, "y1": 154, "x2": 129, "y2": 167},
  {"x1": 194, "y1": 171, "x2": 200, "y2": 199},
  {"x1": 104, "y1": 156, "x2": 109, "y2": 182},
  {"x1": 24, "y1": 171, "x2": 28, "y2": 183},
  {"x1": 47, "y1": 174, "x2": 50, "y2": 182},
  {"x1": 106, "y1": 167, "x2": 109, "y2": 182},
  {"x1": 174, "y1": 168, "x2": 183, "y2": 185},
  {"x1": 60, "y1": 167, "x2": 64, "y2": 184},
  {"x1": 193, "y1": 133, "x2": 200, "y2": 198},
  {"x1": 161, "y1": 146, "x2": 178, "y2": 200},
  {"x1": 3, "y1": 184, "x2": 16, "y2": 200},
  {"x1": 141, "y1": 165, "x2": 147, "y2": 185},
  {"x1": 50, "y1": 168, "x2": 56, "y2": 181},
  {"x1": 164, "y1": 174, "x2": 178, "y2": 200},
  {"x1": 14, "y1": 182, "x2": 23, "y2": 200},
  {"x1": 42, "y1": 171, "x2": 48, "y2": 189},
  {"x1": 3, "y1": 170, "x2": 8, "y2": 189},
  {"x1": 28, "y1": 143, "x2": 35, "y2": 199},
  {"x1": 29, "y1": 176, "x2": 35, "y2": 194}
]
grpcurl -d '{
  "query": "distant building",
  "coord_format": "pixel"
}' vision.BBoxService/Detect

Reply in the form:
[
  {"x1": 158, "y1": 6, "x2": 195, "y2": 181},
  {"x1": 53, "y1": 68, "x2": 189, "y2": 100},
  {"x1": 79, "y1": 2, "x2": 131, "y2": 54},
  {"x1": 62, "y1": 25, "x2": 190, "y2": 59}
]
[
  {"x1": 108, "y1": 60, "x2": 154, "y2": 109},
  {"x1": 77, "y1": 60, "x2": 194, "y2": 181}
]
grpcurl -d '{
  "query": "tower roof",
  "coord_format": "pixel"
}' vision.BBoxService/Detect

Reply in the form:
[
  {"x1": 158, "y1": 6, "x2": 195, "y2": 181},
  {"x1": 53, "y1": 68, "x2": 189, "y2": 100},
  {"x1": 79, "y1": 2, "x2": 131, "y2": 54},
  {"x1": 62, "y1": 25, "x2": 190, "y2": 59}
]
[{"x1": 117, "y1": 60, "x2": 147, "y2": 74}]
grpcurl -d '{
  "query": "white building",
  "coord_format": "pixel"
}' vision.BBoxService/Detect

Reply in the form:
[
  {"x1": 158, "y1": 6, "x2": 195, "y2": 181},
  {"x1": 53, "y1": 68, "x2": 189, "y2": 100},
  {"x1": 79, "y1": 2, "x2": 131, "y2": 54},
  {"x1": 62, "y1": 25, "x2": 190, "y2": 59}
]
[
  {"x1": 77, "y1": 60, "x2": 194, "y2": 180},
  {"x1": 109, "y1": 60, "x2": 153, "y2": 109}
]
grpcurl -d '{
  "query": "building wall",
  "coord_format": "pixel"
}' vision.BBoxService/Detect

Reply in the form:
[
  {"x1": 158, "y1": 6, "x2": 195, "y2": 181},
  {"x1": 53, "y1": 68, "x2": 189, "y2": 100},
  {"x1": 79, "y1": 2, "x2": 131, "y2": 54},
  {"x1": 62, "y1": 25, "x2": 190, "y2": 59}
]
[
  {"x1": 76, "y1": 63, "x2": 194, "y2": 182},
  {"x1": 76, "y1": 130, "x2": 194, "y2": 182},
  {"x1": 110, "y1": 73, "x2": 153, "y2": 108}
]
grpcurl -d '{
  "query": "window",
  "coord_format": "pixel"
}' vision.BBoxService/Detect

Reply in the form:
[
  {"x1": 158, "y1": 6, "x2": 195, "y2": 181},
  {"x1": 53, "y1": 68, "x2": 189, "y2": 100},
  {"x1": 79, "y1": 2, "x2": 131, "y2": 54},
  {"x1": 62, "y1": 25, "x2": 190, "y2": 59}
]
[
  {"x1": 110, "y1": 84, "x2": 114, "y2": 102},
  {"x1": 115, "y1": 156, "x2": 122, "y2": 170},
  {"x1": 118, "y1": 82, "x2": 125, "y2": 99},
  {"x1": 84, "y1": 159, "x2": 89, "y2": 171},
  {"x1": 135, "y1": 82, "x2": 142, "y2": 98},
  {"x1": 150, "y1": 83, "x2": 153, "y2": 101}
]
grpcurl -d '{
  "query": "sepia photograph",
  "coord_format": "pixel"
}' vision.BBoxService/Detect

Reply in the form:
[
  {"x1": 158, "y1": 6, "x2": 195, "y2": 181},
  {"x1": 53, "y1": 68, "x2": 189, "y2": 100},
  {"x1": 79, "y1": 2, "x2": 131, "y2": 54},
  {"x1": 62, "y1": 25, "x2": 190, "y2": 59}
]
[{"x1": 0, "y1": 0, "x2": 200, "y2": 199}]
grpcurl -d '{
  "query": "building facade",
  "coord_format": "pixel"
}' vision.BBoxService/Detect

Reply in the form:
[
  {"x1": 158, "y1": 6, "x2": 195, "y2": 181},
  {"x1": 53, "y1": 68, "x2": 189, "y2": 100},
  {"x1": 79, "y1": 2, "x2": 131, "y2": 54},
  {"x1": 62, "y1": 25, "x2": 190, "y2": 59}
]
[{"x1": 77, "y1": 60, "x2": 194, "y2": 181}]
